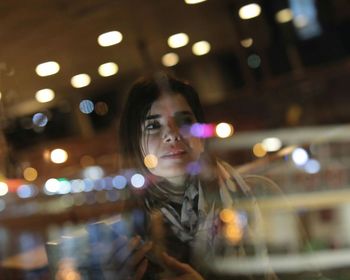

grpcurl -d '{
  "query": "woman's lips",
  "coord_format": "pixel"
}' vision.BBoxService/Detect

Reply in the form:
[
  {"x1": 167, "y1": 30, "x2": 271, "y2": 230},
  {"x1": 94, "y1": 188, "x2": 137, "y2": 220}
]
[{"x1": 161, "y1": 150, "x2": 187, "y2": 158}]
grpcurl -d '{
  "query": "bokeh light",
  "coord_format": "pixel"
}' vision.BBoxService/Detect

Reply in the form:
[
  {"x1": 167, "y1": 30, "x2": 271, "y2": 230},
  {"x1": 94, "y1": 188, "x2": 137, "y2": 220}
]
[
  {"x1": 215, "y1": 122, "x2": 234, "y2": 138},
  {"x1": 35, "y1": 61, "x2": 60, "y2": 77},
  {"x1": 238, "y1": 3, "x2": 261, "y2": 20},
  {"x1": 32, "y1": 113, "x2": 48, "y2": 127},
  {"x1": 220, "y1": 208, "x2": 236, "y2": 223},
  {"x1": 186, "y1": 161, "x2": 201, "y2": 175},
  {"x1": 23, "y1": 167, "x2": 38, "y2": 181},
  {"x1": 131, "y1": 174, "x2": 145, "y2": 188},
  {"x1": 50, "y1": 149, "x2": 68, "y2": 164},
  {"x1": 262, "y1": 137, "x2": 282, "y2": 152},
  {"x1": 82, "y1": 166, "x2": 104, "y2": 180},
  {"x1": 144, "y1": 154, "x2": 158, "y2": 169},
  {"x1": 247, "y1": 54, "x2": 261, "y2": 68},
  {"x1": 0, "y1": 182, "x2": 9, "y2": 196},
  {"x1": 184, "y1": 0, "x2": 206, "y2": 4},
  {"x1": 192, "y1": 41, "x2": 211, "y2": 56},
  {"x1": 44, "y1": 178, "x2": 60, "y2": 195},
  {"x1": 94, "y1": 101, "x2": 109, "y2": 116},
  {"x1": 240, "y1": 38, "x2": 253, "y2": 48},
  {"x1": 98, "y1": 62, "x2": 118, "y2": 77},
  {"x1": 35, "y1": 88, "x2": 55, "y2": 103},
  {"x1": 17, "y1": 184, "x2": 38, "y2": 198},
  {"x1": 79, "y1": 100, "x2": 94, "y2": 114},
  {"x1": 98, "y1": 31, "x2": 123, "y2": 47},
  {"x1": 292, "y1": 147, "x2": 309, "y2": 166},
  {"x1": 253, "y1": 143, "x2": 267, "y2": 158},
  {"x1": 190, "y1": 123, "x2": 215, "y2": 138},
  {"x1": 167, "y1": 33, "x2": 189, "y2": 48},
  {"x1": 162, "y1": 53, "x2": 179, "y2": 67},
  {"x1": 112, "y1": 175, "x2": 127, "y2": 189},
  {"x1": 304, "y1": 159, "x2": 321, "y2": 174},
  {"x1": 275, "y1": 8, "x2": 293, "y2": 23},
  {"x1": 71, "y1": 74, "x2": 91, "y2": 88}
]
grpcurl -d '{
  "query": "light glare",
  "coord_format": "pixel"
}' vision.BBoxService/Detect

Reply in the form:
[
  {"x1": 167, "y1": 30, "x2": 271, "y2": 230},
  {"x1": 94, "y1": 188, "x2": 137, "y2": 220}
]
[
  {"x1": 167, "y1": 33, "x2": 189, "y2": 48},
  {"x1": 192, "y1": 41, "x2": 211, "y2": 56},
  {"x1": 98, "y1": 31, "x2": 123, "y2": 47},
  {"x1": 131, "y1": 174, "x2": 145, "y2": 188},
  {"x1": 98, "y1": 62, "x2": 119, "y2": 77},
  {"x1": 275, "y1": 8, "x2": 293, "y2": 23},
  {"x1": 50, "y1": 149, "x2": 68, "y2": 164},
  {"x1": 292, "y1": 148, "x2": 309, "y2": 166},
  {"x1": 35, "y1": 89, "x2": 55, "y2": 103},
  {"x1": 240, "y1": 38, "x2": 253, "y2": 48},
  {"x1": 71, "y1": 74, "x2": 91, "y2": 88},
  {"x1": 162, "y1": 53, "x2": 179, "y2": 67},
  {"x1": 215, "y1": 123, "x2": 234, "y2": 138},
  {"x1": 184, "y1": 0, "x2": 206, "y2": 4},
  {"x1": 0, "y1": 182, "x2": 9, "y2": 196},
  {"x1": 262, "y1": 137, "x2": 282, "y2": 152},
  {"x1": 35, "y1": 61, "x2": 60, "y2": 77},
  {"x1": 238, "y1": 3, "x2": 261, "y2": 20}
]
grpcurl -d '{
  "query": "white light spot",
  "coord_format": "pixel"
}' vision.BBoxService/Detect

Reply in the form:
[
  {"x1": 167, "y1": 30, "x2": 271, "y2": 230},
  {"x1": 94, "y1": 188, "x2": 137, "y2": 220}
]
[
  {"x1": 167, "y1": 33, "x2": 189, "y2": 48},
  {"x1": 35, "y1": 61, "x2": 60, "y2": 77},
  {"x1": 44, "y1": 178, "x2": 60, "y2": 195},
  {"x1": 0, "y1": 182, "x2": 9, "y2": 196},
  {"x1": 304, "y1": 159, "x2": 321, "y2": 174},
  {"x1": 50, "y1": 149, "x2": 68, "y2": 164},
  {"x1": 192, "y1": 41, "x2": 211, "y2": 56},
  {"x1": 83, "y1": 166, "x2": 104, "y2": 180},
  {"x1": 98, "y1": 62, "x2": 119, "y2": 77},
  {"x1": 262, "y1": 137, "x2": 282, "y2": 152},
  {"x1": 292, "y1": 148, "x2": 309, "y2": 166},
  {"x1": 71, "y1": 74, "x2": 91, "y2": 88},
  {"x1": 35, "y1": 89, "x2": 55, "y2": 103},
  {"x1": 98, "y1": 31, "x2": 123, "y2": 47},
  {"x1": 238, "y1": 3, "x2": 261, "y2": 20},
  {"x1": 131, "y1": 174, "x2": 145, "y2": 188},
  {"x1": 215, "y1": 122, "x2": 234, "y2": 138}
]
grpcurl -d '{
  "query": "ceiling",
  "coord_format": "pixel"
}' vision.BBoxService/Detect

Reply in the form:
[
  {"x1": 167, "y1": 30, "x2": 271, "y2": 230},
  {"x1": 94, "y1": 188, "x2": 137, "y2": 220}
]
[{"x1": 0, "y1": 0, "x2": 247, "y2": 118}]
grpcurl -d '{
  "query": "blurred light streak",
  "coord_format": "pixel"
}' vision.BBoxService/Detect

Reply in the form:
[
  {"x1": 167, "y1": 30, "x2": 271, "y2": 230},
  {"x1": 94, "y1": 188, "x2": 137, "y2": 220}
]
[
  {"x1": 35, "y1": 61, "x2": 60, "y2": 77},
  {"x1": 98, "y1": 31, "x2": 123, "y2": 47},
  {"x1": 167, "y1": 33, "x2": 189, "y2": 48},
  {"x1": 238, "y1": 3, "x2": 261, "y2": 20}
]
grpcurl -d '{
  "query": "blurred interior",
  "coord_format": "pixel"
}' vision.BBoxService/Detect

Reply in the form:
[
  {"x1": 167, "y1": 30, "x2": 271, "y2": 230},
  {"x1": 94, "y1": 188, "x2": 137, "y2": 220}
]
[{"x1": 1, "y1": 0, "x2": 350, "y2": 279}]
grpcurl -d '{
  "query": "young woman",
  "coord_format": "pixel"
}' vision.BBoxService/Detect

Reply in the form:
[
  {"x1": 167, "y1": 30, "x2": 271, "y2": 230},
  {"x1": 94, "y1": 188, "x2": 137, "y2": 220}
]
[{"x1": 116, "y1": 72, "x2": 275, "y2": 280}]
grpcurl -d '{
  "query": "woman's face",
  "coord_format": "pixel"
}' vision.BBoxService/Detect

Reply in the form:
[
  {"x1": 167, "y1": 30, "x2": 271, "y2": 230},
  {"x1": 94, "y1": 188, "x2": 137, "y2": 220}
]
[{"x1": 141, "y1": 94, "x2": 204, "y2": 185}]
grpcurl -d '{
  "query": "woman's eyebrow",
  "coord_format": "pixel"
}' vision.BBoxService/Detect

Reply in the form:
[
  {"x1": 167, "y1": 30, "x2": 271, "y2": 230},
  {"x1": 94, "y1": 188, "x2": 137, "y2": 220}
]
[
  {"x1": 145, "y1": 114, "x2": 161, "y2": 120},
  {"x1": 175, "y1": 111, "x2": 194, "y2": 117}
]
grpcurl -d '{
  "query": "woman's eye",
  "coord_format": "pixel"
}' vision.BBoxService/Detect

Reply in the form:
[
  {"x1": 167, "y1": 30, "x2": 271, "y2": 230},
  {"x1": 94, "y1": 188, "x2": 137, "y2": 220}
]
[{"x1": 145, "y1": 121, "x2": 161, "y2": 131}]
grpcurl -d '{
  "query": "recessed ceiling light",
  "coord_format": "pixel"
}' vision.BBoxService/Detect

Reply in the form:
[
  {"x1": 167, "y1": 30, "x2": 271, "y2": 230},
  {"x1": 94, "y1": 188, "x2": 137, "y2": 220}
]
[
  {"x1": 240, "y1": 38, "x2": 253, "y2": 48},
  {"x1": 192, "y1": 41, "x2": 211, "y2": 56},
  {"x1": 35, "y1": 88, "x2": 55, "y2": 103},
  {"x1": 98, "y1": 62, "x2": 119, "y2": 77},
  {"x1": 71, "y1": 74, "x2": 91, "y2": 88},
  {"x1": 167, "y1": 33, "x2": 189, "y2": 48},
  {"x1": 161, "y1": 53, "x2": 179, "y2": 67},
  {"x1": 275, "y1": 8, "x2": 293, "y2": 23},
  {"x1": 184, "y1": 0, "x2": 207, "y2": 4},
  {"x1": 35, "y1": 61, "x2": 60, "y2": 77},
  {"x1": 97, "y1": 31, "x2": 123, "y2": 47},
  {"x1": 238, "y1": 3, "x2": 261, "y2": 20}
]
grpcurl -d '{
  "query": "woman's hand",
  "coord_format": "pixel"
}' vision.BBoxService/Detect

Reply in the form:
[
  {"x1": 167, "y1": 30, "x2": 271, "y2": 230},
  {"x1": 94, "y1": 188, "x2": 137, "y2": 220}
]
[
  {"x1": 160, "y1": 252, "x2": 204, "y2": 280},
  {"x1": 104, "y1": 235, "x2": 153, "y2": 280}
]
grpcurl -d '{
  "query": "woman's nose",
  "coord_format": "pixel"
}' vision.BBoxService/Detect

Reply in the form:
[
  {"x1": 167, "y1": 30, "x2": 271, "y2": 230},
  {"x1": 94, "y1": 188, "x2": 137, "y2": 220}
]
[{"x1": 163, "y1": 123, "x2": 181, "y2": 142}]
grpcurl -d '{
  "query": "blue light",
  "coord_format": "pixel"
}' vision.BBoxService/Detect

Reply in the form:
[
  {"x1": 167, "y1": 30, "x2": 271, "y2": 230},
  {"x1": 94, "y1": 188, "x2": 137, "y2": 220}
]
[
  {"x1": 79, "y1": 100, "x2": 94, "y2": 114},
  {"x1": 32, "y1": 113, "x2": 48, "y2": 127}
]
